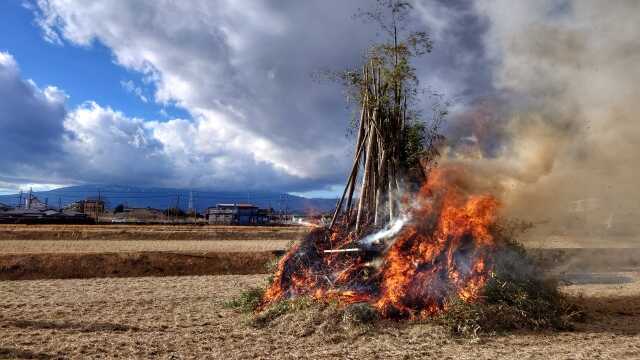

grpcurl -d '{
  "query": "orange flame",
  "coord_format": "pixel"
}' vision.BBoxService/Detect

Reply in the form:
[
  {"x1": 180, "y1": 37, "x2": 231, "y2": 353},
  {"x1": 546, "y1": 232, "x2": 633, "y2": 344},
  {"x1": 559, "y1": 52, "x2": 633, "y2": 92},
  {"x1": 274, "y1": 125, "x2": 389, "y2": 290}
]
[{"x1": 262, "y1": 165, "x2": 499, "y2": 319}]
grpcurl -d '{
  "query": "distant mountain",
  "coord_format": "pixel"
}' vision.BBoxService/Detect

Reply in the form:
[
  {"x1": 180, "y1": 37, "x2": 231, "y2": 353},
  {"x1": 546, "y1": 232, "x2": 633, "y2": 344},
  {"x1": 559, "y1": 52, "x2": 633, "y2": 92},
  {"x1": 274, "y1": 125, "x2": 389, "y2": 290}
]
[{"x1": 0, "y1": 184, "x2": 337, "y2": 215}]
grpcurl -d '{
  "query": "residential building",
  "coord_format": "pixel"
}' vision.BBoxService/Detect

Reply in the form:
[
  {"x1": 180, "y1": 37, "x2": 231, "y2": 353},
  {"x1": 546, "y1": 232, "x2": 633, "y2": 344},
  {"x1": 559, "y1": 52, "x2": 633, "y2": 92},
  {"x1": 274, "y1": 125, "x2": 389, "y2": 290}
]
[
  {"x1": 206, "y1": 203, "x2": 272, "y2": 225},
  {"x1": 66, "y1": 199, "x2": 106, "y2": 219}
]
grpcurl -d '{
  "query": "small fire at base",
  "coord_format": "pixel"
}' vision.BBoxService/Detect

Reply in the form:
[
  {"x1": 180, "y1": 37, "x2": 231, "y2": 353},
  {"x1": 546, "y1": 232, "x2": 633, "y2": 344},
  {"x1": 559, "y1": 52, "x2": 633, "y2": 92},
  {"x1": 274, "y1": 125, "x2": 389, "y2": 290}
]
[{"x1": 261, "y1": 166, "x2": 500, "y2": 319}]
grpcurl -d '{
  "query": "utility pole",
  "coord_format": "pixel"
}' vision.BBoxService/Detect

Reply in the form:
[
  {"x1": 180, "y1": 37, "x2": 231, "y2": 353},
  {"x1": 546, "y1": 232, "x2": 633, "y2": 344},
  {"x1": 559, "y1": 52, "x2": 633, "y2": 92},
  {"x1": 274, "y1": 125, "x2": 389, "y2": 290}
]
[
  {"x1": 188, "y1": 191, "x2": 195, "y2": 224},
  {"x1": 58, "y1": 197, "x2": 62, "y2": 211},
  {"x1": 27, "y1": 188, "x2": 32, "y2": 209},
  {"x1": 175, "y1": 194, "x2": 180, "y2": 223},
  {"x1": 96, "y1": 189, "x2": 101, "y2": 224},
  {"x1": 18, "y1": 191, "x2": 23, "y2": 209},
  {"x1": 284, "y1": 194, "x2": 289, "y2": 224}
]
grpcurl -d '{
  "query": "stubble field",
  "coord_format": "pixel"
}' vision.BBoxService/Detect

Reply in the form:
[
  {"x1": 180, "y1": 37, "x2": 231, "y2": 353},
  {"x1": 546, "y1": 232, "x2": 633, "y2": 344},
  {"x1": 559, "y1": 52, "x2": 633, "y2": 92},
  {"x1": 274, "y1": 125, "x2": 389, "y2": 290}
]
[
  {"x1": 1, "y1": 274, "x2": 640, "y2": 359},
  {"x1": 0, "y1": 224, "x2": 302, "y2": 280},
  {"x1": 1, "y1": 224, "x2": 639, "y2": 359}
]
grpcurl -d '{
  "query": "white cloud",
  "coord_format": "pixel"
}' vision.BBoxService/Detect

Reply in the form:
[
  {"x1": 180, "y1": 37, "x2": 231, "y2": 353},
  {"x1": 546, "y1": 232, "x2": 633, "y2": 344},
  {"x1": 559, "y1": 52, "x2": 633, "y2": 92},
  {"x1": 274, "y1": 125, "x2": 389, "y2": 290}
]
[
  {"x1": 23, "y1": 0, "x2": 638, "y2": 203},
  {"x1": 0, "y1": 51, "x2": 17, "y2": 68},
  {"x1": 120, "y1": 80, "x2": 148, "y2": 103},
  {"x1": 30, "y1": 0, "x2": 373, "y2": 187},
  {"x1": 0, "y1": 51, "x2": 315, "y2": 191}
]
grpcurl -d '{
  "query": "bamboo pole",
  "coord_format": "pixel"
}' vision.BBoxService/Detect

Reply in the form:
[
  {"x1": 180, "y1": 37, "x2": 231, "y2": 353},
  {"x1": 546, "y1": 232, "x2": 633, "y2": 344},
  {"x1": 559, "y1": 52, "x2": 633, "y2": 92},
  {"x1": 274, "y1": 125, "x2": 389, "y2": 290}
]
[
  {"x1": 329, "y1": 130, "x2": 368, "y2": 230},
  {"x1": 344, "y1": 98, "x2": 367, "y2": 220},
  {"x1": 356, "y1": 121, "x2": 376, "y2": 232},
  {"x1": 332, "y1": 55, "x2": 412, "y2": 232}
]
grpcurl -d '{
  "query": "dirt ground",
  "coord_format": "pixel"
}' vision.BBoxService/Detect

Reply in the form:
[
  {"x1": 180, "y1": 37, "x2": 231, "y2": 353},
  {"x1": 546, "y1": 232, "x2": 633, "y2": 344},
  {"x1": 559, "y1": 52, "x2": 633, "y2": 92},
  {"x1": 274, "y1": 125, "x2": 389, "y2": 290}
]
[
  {"x1": 0, "y1": 239, "x2": 290, "y2": 254},
  {"x1": 1, "y1": 273, "x2": 639, "y2": 359},
  {"x1": 0, "y1": 224, "x2": 308, "y2": 241},
  {"x1": 522, "y1": 234, "x2": 639, "y2": 249},
  {"x1": 0, "y1": 251, "x2": 278, "y2": 280},
  {"x1": 2, "y1": 226, "x2": 639, "y2": 358},
  {"x1": 0, "y1": 225, "x2": 296, "y2": 281}
]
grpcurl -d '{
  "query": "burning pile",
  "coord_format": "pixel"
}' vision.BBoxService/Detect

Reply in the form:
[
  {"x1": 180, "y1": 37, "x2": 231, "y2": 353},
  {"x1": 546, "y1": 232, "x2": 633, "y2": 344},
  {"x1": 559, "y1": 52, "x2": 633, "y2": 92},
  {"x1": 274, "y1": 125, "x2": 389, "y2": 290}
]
[
  {"x1": 261, "y1": 166, "x2": 500, "y2": 319},
  {"x1": 249, "y1": 4, "x2": 580, "y2": 331}
]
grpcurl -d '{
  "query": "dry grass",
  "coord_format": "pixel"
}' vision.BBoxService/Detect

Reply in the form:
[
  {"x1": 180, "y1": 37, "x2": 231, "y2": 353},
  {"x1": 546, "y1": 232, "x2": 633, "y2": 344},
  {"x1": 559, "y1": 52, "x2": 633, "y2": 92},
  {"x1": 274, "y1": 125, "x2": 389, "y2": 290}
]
[{"x1": 1, "y1": 273, "x2": 640, "y2": 359}]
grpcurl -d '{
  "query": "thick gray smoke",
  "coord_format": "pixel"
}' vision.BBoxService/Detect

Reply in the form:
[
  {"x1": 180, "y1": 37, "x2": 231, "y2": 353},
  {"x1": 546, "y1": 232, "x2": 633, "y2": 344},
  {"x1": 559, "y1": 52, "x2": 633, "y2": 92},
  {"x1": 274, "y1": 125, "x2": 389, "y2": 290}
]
[{"x1": 442, "y1": 1, "x2": 640, "y2": 244}]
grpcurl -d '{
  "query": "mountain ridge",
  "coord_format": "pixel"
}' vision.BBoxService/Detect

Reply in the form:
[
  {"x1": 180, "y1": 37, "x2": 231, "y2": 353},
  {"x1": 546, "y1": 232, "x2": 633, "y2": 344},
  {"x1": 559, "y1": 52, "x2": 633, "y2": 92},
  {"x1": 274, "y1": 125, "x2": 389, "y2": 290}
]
[{"x1": 0, "y1": 184, "x2": 337, "y2": 214}]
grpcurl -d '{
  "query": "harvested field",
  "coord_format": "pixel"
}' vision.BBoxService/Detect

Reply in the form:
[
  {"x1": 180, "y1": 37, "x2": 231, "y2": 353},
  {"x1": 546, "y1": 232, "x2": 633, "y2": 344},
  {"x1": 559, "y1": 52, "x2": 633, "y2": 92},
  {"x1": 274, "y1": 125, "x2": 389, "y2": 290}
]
[
  {"x1": 3, "y1": 245, "x2": 639, "y2": 281},
  {"x1": 0, "y1": 251, "x2": 280, "y2": 280},
  {"x1": 0, "y1": 239, "x2": 290, "y2": 254},
  {"x1": 0, "y1": 224, "x2": 309, "y2": 241},
  {"x1": 1, "y1": 273, "x2": 640, "y2": 359},
  {"x1": 1, "y1": 224, "x2": 639, "y2": 281},
  {"x1": 0, "y1": 225, "x2": 299, "y2": 280},
  {"x1": 522, "y1": 234, "x2": 640, "y2": 249}
]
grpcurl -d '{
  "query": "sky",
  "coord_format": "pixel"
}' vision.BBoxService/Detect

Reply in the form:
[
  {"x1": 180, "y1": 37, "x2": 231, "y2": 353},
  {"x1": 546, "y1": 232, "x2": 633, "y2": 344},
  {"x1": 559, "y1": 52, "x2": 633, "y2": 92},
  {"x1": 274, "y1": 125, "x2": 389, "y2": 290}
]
[
  {"x1": 0, "y1": 0, "x2": 638, "y2": 218},
  {"x1": 0, "y1": 0, "x2": 492, "y2": 196}
]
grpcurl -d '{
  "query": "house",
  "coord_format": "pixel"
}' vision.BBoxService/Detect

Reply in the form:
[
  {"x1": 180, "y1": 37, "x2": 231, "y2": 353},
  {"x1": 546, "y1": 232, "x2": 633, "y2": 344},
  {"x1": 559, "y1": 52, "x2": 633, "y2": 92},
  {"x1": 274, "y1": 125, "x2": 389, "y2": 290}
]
[
  {"x1": 0, "y1": 207, "x2": 88, "y2": 224},
  {"x1": 206, "y1": 203, "x2": 272, "y2": 225},
  {"x1": 66, "y1": 199, "x2": 105, "y2": 218}
]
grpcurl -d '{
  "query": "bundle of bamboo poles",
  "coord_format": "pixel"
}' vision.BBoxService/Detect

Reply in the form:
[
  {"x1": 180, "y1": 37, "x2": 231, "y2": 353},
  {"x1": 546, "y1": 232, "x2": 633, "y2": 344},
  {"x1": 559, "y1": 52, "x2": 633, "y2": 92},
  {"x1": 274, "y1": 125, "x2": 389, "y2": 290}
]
[{"x1": 330, "y1": 59, "x2": 407, "y2": 232}]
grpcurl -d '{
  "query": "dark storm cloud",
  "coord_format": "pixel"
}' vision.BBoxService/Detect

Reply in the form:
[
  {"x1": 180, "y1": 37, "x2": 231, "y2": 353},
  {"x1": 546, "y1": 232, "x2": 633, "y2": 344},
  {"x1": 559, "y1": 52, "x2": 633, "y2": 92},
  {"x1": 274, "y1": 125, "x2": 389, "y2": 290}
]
[{"x1": 0, "y1": 53, "x2": 67, "y2": 176}]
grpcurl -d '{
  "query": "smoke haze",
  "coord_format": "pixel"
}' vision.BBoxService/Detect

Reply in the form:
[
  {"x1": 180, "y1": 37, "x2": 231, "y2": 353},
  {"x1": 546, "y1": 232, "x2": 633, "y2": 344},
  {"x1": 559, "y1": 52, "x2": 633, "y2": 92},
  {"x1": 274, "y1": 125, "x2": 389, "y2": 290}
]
[{"x1": 443, "y1": 1, "x2": 640, "y2": 242}]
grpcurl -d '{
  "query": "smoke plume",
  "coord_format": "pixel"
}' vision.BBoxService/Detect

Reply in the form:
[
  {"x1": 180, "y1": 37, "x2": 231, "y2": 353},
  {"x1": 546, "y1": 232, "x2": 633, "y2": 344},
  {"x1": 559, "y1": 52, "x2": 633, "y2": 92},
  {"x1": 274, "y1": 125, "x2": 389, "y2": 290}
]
[{"x1": 442, "y1": 1, "x2": 640, "y2": 242}]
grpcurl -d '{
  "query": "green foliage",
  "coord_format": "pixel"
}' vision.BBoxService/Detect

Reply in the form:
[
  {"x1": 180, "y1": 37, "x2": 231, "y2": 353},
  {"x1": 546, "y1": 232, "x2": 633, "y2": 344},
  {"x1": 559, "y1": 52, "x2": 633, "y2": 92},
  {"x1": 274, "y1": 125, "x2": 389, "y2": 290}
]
[
  {"x1": 223, "y1": 287, "x2": 265, "y2": 313},
  {"x1": 436, "y1": 239, "x2": 584, "y2": 337},
  {"x1": 251, "y1": 298, "x2": 378, "y2": 341},
  {"x1": 252, "y1": 296, "x2": 315, "y2": 327},
  {"x1": 342, "y1": 302, "x2": 379, "y2": 326},
  {"x1": 400, "y1": 122, "x2": 427, "y2": 170},
  {"x1": 320, "y1": 0, "x2": 444, "y2": 169}
]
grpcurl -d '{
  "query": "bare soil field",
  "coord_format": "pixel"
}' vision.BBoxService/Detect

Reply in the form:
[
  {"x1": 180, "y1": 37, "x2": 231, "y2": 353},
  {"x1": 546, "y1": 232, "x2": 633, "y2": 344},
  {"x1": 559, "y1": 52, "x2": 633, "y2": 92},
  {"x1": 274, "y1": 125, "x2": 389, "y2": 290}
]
[
  {"x1": 522, "y1": 234, "x2": 640, "y2": 249},
  {"x1": 0, "y1": 239, "x2": 290, "y2": 254},
  {"x1": 0, "y1": 224, "x2": 309, "y2": 241},
  {"x1": 0, "y1": 225, "x2": 298, "y2": 280},
  {"x1": 0, "y1": 273, "x2": 639, "y2": 359},
  {"x1": 2, "y1": 225, "x2": 640, "y2": 281},
  {"x1": 0, "y1": 252, "x2": 278, "y2": 280}
]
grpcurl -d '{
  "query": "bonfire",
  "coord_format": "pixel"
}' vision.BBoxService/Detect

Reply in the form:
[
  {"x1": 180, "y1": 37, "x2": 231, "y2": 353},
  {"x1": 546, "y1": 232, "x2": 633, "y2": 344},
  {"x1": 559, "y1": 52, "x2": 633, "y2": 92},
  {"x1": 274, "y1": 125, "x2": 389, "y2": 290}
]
[
  {"x1": 257, "y1": 2, "x2": 500, "y2": 318},
  {"x1": 261, "y1": 166, "x2": 499, "y2": 320},
  {"x1": 242, "y1": 1, "x2": 578, "y2": 333}
]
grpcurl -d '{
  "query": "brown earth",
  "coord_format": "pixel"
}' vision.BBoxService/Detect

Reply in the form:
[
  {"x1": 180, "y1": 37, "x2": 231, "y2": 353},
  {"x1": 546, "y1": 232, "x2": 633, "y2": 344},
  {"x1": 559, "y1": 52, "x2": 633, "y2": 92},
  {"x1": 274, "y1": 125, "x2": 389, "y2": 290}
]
[
  {"x1": 1, "y1": 273, "x2": 639, "y2": 359},
  {"x1": 2, "y1": 225, "x2": 640, "y2": 358},
  {"x1": 0, "y1": 225, "x2": 298, "y2": 280},
  {"x1": 0, "y1": 239, "x2": 291, "y2": 254},
  {"x1": 0, "y1": 224, "x2": 309, "y2": 241},
  {"x1": 0, "y1": 251, "x2": 280, "y2": 280},
  {"x1": 2, "y1": 244, "x2": 639, "y2": 281},
  {"x1": 2, "y1": 225, "x2": 640, "y2": 281}
]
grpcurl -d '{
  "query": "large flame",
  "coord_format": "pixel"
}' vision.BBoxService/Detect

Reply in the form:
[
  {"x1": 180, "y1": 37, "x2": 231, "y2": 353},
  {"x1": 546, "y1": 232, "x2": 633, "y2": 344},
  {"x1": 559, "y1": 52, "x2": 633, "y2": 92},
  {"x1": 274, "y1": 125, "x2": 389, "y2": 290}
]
[{"x1": 262, "y1": 166, "x2": 499, "y2": 319}]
